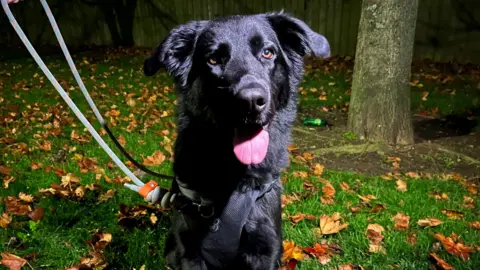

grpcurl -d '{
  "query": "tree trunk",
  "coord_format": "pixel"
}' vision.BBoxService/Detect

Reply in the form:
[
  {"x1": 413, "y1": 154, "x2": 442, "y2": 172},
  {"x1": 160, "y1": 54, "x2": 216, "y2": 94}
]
[{"x1": 347, "y1": 0, "x2": 418, "y2": 145}]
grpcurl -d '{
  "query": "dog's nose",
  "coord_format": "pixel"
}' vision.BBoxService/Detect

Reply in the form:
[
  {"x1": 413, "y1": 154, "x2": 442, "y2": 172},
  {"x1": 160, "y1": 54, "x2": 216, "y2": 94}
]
[{"x1": 237, "y1": 89, "x2": 267, "y2": 114}]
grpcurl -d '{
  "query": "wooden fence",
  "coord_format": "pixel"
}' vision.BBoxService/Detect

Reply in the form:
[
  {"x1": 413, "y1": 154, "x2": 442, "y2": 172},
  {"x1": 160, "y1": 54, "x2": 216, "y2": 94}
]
[{"x1": 1, "y1": 0, "x2": 479, "y2": 63}]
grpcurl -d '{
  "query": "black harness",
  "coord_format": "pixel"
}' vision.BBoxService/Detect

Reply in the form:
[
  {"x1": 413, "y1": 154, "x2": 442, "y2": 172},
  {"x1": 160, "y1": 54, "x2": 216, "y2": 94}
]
[{"x1": 158, "y1": 177, "x2": 275, "y2": 268}]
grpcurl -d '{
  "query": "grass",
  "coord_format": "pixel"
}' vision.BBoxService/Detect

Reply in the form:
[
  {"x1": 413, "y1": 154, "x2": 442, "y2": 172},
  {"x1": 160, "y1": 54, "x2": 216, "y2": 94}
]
[{"x1": 0, "y1": 49, "x2": 479, "y2": 269}]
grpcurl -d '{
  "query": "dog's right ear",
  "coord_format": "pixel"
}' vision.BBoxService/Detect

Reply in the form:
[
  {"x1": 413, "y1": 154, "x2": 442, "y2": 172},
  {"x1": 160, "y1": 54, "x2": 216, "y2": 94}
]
[{"x1": 143, "y1": 21, "x2": 207, "y2": 86}]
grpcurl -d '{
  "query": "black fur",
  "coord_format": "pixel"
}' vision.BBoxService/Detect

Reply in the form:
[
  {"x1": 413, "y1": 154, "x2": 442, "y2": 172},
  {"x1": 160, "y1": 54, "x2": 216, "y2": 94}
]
[{"x1": 143, "y1": 11, "x2": 330, "y2": 270}]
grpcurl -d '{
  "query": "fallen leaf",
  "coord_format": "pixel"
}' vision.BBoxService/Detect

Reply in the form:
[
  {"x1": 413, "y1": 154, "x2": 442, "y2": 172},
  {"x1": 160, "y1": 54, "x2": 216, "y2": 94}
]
[
  {"x1": 369, "y1": 243, "x2": 386, "y2": 255},
  {"x1": 429, "y1": 191, "x2": 449, "y2": 201},
  {"x1": 370, "y1": 204, "x2": 386, "y2": 214},
  {"x1": 407, "y1": 232, "x2": 417, "y2": 245},
  {"x1": 293, "y1": 171, "x2": 308, "y2": 179},
  {"x1": 38, "y1": 140, "x2": 52, "y2": 151},
  {"x1": 302, "y1": 152, "x2": 314, "y2": 160},
  {"x1": 143, "y1": 150, "x2": 166, "y2": 166},
  {"x1": 417, "y1": 217, "x2": 443, "y2": 228},
  {"x1": 338, "y1": 264, "x2": 355, "y2": 270},
  {"x1": 392, "y1": 213, "x2": 410, "y2": 231},
  {"x1": 74, "y1": 186, "x2": 86, "y2": 198},
  {"x1": 5, "y1": 196, "x2": 32, "y2": 216},
  {"x1": 61, "y1": 173, "x2": 81, "y2": 188},
  {"x1": 466, "y1": 184, "x2": 477, "y2": 195},
  {"x1": 0, "y1": 213, "x2": 12, "y2": 228},
  {"x1": 429, "y1": 253, "x2": 454, "y2": 270},
  {"x1": 357, "y1": 194, "x2": 376, "y2": 204},
  {"x1": 0, "y1": 165, "x2": 12, "y2": 176},
  {"x1": 468, "y1": 221, "x2": 480, "y2": 230},
  {"x1": 303, "y1": 243, "x2": 329, "y2": 257},
  {"x1": 0, "y1": 252, "x2": 27, "y2": 270},
  {"x1": 30, "y1": 162, "x2": 43, "y2": 170},
  {"x1": 28, "y1": 207, "x2": 45, "y2": 222},
  {"x1": 463, "y1": 196, "x2": 475, "y2": 209},
  {"x1": 441, "y1": 209, "x2": 464, "y2": 220},
  {"x1": 340, "y1": 182, "x2": 351, "y2": 192},
  {"x1": 281, "y1": 193, "x2": 300, "y2": 208},
  {"x1": 150, "y1": 213, "x2": 158, "y2": 225},
  {"x1": 289, "y1": 213, "x2": 316, "y2": 224},
  {"x1": 396, "y1": 180, "x2": 407, "y2": 192},
  {"x1": 3, "y1": 176, "x2": 16, "y2": 188},
  {"x1": 317, "y1": 255, "x2": 331, "y2": 265},
  {"x1": 18, "y1": 192, "x2": 34, "y2": 203},
  {"x1": 287, "y1": 145, "x2": 298, "y2": 152},
  {"x1": 118, "y1": 134, "x2": 126, "y2": 146},
  {"x1": 311, "y1": 163, "x2": 324, "y2": 175},
  {"x1": 434, "y1": 233, "x2": 474, "y2": 260},
  {"x1": 422, "y1": 91, "x2": 429, "y2": 101},
  {"x1": 321, "y1": 181, "x2": 335, "y2": 204},
  {"x1": 314, "y1": 213, "x2": 348, "y2": 236},
  {"x1": 98, "y1": 189, "x2": 115, "y2": 202},
  {"x1": 405, "y1": 171, "x2": 420, "y2": 179},
  {"x1": 282, "y1": 240, "x2": 304, "y2": 263},
  {"x1": 366, "y1": 224, "x2": 385, "y2": 244}
]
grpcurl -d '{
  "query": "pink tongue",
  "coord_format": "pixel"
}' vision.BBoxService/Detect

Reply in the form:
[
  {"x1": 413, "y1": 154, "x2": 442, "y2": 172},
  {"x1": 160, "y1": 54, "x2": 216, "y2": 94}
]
[{"x1": 233, "y1": 129, "x2": 269, "y2": 165}]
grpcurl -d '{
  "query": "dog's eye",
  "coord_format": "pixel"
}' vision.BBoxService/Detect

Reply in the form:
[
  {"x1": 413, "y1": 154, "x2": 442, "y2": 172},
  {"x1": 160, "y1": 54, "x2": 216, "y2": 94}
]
[
  {"x1": 261, "y1": 49, "x2": 274, "y2": 59},
  {"x1": 208, "y1": 57, "x2": 218, "y2": 65}
]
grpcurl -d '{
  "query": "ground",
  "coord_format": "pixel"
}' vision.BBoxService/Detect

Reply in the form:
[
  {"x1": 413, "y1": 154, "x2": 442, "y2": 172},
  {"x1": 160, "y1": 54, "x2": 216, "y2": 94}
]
[{"x1": 0, "y1": 48, "x2": 479, "y2": 270}]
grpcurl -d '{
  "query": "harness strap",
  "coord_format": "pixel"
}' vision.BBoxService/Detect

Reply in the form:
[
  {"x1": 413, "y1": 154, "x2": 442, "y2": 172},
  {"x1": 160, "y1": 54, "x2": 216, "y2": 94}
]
[{"x1": 201, "y1": 181, "x2": 275, "y2": 268}]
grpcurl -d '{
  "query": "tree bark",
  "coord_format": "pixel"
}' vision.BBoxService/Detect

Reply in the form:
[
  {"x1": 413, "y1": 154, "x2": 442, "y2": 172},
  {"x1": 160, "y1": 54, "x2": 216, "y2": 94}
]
[{"x1": 347, "y1": 0, "x2": 418, "y2": 145}]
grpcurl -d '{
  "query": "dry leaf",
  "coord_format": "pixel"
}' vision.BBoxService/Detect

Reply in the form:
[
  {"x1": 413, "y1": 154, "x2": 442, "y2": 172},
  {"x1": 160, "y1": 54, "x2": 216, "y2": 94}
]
[
  {"x1": 392, "y1": 213, "x2": 410, "y2": 231},
  {"x1": 417, "y1": 217, "x2": 443, "y2": 228},
  {"x1": 282, "y1": 240, "x2": 304, "y2": 263},
  {"x1": 317, "y1": 255, "x2": 331, "y2": 265},
  {"x1": 463, "y1": 196, "x2": 475, "y2": 209},
  {"x1": 302, "y1": 152, "x2": 314, "y2": 160},
  {"x1": 0, "y1": 213, "x2": 12, "y2": 229},
  {"x1": 429, "y1": 191, "x2": 449, "y2": 201},
  {"x1": 396, "y1": 180, "x2": 407, "y2": 192},
  {"x1": 281, "y1": 194, "x2": 300, "y2": 208},
  {"x1": 38, "y1": 140, "x2": 52, "y2": 151},
  {"x1": 358, "y1": 194, "x2": 376, "y2": 204},
  {"x1": 98, "y1": 189, "x2": 115, "y2": 202},
  {"x1": 28, "y1": 207, "x2": 45, "y2": 222},
  {"x1": 429, "y1": 253, "x2": 454, "y2": 270},
  {"x1": 61, "y1": 173, "x2": 80, "y2": 188},
  {"x1": 143, "y1": 150, "x2": 166, "y2": 166},
  {"x1": 434, "y1": 233, "x2": 474, "y2": 260},
  {"x1": 18, "y1": 192, "x2": 34, "y2": 203},
  {"x1": 366, "y1": 224, "x2": 385, "y2": 244},
  {"x1": 407, "y1": 232, "x2": 417, "y2": 245},
  {"x1": 338, "y1": 264, "x2": 355, "y2": 270},
  {"x1": 468, "y1": 221, "x2": 480, "y2": 230},
  {"x1": 150, "y1": 213, "x2": 158, "y2": 225},
  {"x1": 371, "y1": 204, "x2": 386, "y2": 214},
  {"x1": 312, "y1": 163, "x2": 324, "y2": 176},
  {"x1": 314, "y1": 214, "x2": 348, "y2": 236},
  {"x1": 74, "y1": 186, "x2": 86, "y2": 198},
  {"x1": 0, "y1": 165, "x2": 12, "y2": 176},
  {"x1": 5, "y1": 196, "x2": 32, "y2": 216},
  {"x1": 293, "y1": 171, "x2": 308, "y2": 179},
  {"x1": 321, "y1": 181, "x2": 335, "y2": 205},
  {"x1": 441, "y1": 209, "x2": 464, "y2": 220},
  {"x1": 0, "y1": 252, "x2": 27, "y2": 270},
  {"x1": 369, "y1": 243, "x2": 386, "y2": 255},
  {"x1": 289, "y1": 213, "x2": 316, "y2": 224},
  {"x1": 118, "y1": 134, "x2": 126, "y2": 146}
]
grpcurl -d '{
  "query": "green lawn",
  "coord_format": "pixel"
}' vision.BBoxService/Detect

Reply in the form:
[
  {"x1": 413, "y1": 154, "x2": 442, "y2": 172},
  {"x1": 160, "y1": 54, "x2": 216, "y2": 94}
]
[{"x1": 0, "y1": 50, "x2": 479, "y2": 269}]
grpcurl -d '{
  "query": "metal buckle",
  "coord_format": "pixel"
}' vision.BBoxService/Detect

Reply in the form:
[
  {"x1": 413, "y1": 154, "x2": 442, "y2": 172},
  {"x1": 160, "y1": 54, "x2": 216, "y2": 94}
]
[{"x1": 196, "y1": 204, "x2": 215, "y2": 218}]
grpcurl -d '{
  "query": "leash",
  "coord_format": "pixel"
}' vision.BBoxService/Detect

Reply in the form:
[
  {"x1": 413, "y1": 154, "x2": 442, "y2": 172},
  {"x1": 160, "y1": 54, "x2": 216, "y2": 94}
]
[{"x1": 1, "y1": 0, "x2": 175, "y2": 205}]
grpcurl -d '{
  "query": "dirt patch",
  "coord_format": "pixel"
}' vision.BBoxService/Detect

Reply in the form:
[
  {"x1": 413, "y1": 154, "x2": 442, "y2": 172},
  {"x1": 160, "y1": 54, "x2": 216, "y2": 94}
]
[{"x1": 292, "y1": 111, "x2": 480, "y2": 178}]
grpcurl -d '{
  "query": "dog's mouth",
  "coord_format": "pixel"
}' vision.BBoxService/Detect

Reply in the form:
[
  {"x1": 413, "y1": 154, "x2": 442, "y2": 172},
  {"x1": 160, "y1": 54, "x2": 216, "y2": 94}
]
[{"x1": 233, "y1": 123, "x2": 269, "y2": 165}]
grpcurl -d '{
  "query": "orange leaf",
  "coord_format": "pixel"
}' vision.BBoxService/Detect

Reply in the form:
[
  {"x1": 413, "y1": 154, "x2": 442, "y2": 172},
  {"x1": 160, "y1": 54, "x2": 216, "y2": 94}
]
[
  {"x1": 370, "y1": 204, "x2": 386, "y2": 214},
  {"x1": 28, "y1": 207, "x2": 44, "y2": 222},
  {"x1": 368, "y1": 243, "x2": 386, "y2": 255},
  {"x1": 392, "y1": 213, "x2": 410, "y2": 231},
  {"x1": 0, "y1": 213, "x2": 12, "y2": 229},
  {"x1": 118, "y1": 135, "x2": 126, "y2": 146},
  {"x1": 311, "y1": 163, "x2": 324, "y2": 176},
  {"x1": 303, "y1": 243, "x2": 329, "y2": 257},
  {"x1": 321, "y1": 181, "x2": 335, "y2": 205},
  {"x1": 396, "y1": 180, "x2": 407, "y2": 192},
  {"x1": 289, "y1": 213, "x2": 316, "y2": 224},
  {"x1": 441, "y1": 209, "x2": 464, "y2": 220},
  {"x1": 282, "y1": 240, "x2": 304, "y2": 263},
  {"x1": 468, "y1": 221, "x2": 480, "y2": 230},
  {"x1": 18, "y1": 192, "x2": 34, "y2": 203},
  {"x1": 434, "y1": 233, "x2": 474, "y2": 260},
  {"x1": 340, "y1": 182, "x2": 350, "y2": 191},
  {"x1": 302, "y1": 152, "x2": 314, "y2": 160},
  {"x1": 0, "y1": 252, "x2": 27, "y2": 270},
  {"x1": 429, "y1": 253, "x2": 454, "y2": 270},
  {"x1": 314, "y1": 213, "x2": 348, "y2": 236},
  {"x1": 463, "y1": 196, "x2": 475, "y2": 209},
  {"x1": 417, "y1": 217, "x2": 443, "y2": 228},
  {"x1": 5, "y1": 196, "x2": 31, "y2": 216},
  {"x1": 407, "y1": 232, "x2": 417, "y2": 245},
  {"x1": 366, "y1": 224, "x2": 385, "y2": 244},
  {"x1": 293, "y1": 171, "x2": 308, "y2": 179},
  {"x1": 0, "y1": 165, "x2": 12, "y2": 176},
  {"x1": 143, "y1": 150, "x2": 165, "y2": 166},
  {"x1": 281, "y1": 193, "x2": 300, "y2": 208},
  {"x1": 98, "y1": 189, "x2": 115, "y2": 202}
]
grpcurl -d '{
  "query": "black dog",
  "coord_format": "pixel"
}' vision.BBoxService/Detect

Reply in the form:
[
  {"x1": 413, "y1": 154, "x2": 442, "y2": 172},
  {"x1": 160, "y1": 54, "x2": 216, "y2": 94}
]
[{"x1": 143, "y1": 11, "x2": 330, "y2": 270}]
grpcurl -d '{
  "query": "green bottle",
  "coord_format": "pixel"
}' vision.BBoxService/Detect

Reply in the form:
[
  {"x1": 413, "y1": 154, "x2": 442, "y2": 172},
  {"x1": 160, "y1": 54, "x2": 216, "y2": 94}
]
[{"x1": 303, "y1": 118, "x2": 328, "y2": 126}]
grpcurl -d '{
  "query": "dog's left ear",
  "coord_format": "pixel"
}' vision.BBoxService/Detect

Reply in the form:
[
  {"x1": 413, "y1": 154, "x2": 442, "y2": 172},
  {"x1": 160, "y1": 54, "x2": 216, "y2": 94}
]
[
  {"x1": 143, "y1": 20, "x2": 208, "y2": 87},
  {"x1": 265, "y1": 12, "x2": 330, "y2": 59}
]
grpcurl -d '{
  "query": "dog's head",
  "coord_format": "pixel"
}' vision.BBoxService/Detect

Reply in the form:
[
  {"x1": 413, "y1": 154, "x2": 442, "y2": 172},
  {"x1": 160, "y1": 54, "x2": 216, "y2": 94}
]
[{"x1": 144, "y1": 12, "x2": 330, "y2": 165}]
